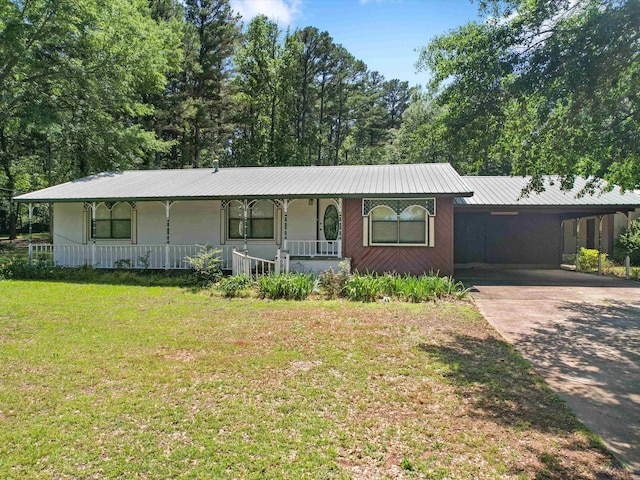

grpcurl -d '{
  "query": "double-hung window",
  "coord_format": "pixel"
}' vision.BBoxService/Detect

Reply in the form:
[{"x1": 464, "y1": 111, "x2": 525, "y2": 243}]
[
  {"x1": 371, "y1": 205, "x2": 426, "y2": 245},
  {"x1": 228, "y1": 200, "x2": 275, "y2": 239},
  {"x1": 363, "y1": 198, "x2": 436, "y2": 247},
  {"x1": 94, "y1": 202, "x2": 132, "y2": 239}
]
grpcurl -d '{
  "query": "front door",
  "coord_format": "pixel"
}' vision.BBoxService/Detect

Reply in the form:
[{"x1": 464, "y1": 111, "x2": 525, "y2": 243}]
[{"x1": 318, "y1": 199, "x2": 339, "y2": 255}]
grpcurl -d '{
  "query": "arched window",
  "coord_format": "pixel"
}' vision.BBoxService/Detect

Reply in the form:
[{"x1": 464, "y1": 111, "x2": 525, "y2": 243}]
[
  {"x1": 398, "y1": 205, "x2": 426, "y2": 244},
  {"x1": 370, "y1": 205, "x2": 426, "y2": 245},
  {"x1": 371, "y1": 206, "x2": 398, "y2": 244},
  {"x1": 94, "y1": 202, "x2": 132, "y2": 239},
  {"x1": 228, "y1": 200, "x2": 275, "y2": 239}
]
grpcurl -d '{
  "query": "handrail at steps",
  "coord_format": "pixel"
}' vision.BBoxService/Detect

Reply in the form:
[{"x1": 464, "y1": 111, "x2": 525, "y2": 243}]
[{"x1": 231, "y1": 249, "x2": 290, "y2": 276}]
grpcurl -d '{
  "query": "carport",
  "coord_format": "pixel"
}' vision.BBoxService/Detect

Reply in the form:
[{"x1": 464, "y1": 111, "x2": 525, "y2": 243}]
[
  {"x1": 456, "y1": 267, "x2": 640, "y2": 471},
  {"x1": 454, "y1": 176, "x2": 640, "y2": 272}
]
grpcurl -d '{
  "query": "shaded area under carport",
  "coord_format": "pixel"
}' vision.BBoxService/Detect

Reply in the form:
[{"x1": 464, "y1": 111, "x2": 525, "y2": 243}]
[{"x1": 456, "y1": 268, "x2": 640, "y2": 473}]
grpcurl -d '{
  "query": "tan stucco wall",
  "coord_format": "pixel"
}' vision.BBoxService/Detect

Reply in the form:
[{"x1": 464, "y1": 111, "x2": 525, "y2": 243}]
[{"x1": 563, "y1": 215, "x2": 614, "y2": 254}]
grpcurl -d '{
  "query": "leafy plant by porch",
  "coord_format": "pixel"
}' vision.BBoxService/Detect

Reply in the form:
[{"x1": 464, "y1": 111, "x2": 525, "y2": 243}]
[
  {"x1": 614, "y1": 219, "x2": 640, "y2": 266},
  {"x1": 577, "y1": 247, "x2": 611, "y2": 272},
  {"x1": 0, "y1": 281, "x2": 616, "y2": 478}
]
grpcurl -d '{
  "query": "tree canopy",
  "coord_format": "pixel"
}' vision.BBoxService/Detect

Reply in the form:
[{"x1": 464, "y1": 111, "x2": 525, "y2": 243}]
[
  {"x1": 416, "y1": 0, "x2": 640, "y2": 193},
  {"x1": 2, "y1": 0, "x2": 638, "y2": 236}
]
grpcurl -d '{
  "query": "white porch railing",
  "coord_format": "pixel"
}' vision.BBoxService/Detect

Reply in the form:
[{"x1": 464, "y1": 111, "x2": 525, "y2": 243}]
[
  {"x1": 287, "y1": 240, "x2": 339, "y2": 257},
  {"x1": 31, "y1": 244, "x2": 234, "y2": 270},
  {"x1": 231, "y1": 249, "x2": 290, "y2": 277}
]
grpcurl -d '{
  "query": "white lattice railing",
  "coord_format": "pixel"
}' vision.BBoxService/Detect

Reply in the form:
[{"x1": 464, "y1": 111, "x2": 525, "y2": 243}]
[
  {"x1": 286, "y1": 240, "x2": 340, "y2": 257},
  {"x1": 31, "y1": 244, "x2": 234, "y2": 270},
  {"x1": 231, "y1": 249, "x2": 290, "y2": 277}
]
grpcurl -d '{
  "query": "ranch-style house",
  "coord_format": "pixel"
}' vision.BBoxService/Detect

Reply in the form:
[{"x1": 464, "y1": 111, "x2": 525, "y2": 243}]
[{"x1": 13, "y1": 162, "x2": 640, "y2": 276}]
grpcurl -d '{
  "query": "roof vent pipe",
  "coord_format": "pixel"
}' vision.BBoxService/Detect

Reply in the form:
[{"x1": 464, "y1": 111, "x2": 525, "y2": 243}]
[{"x1": 213, "y1": 159, "x2": 219, "y2": 173}]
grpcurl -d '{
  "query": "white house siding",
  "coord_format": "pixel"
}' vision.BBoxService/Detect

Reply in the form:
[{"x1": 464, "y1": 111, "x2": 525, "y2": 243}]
[
  {"x1": 136, "y1": 201, "x2": 166, "y2": 245},
  {"x1": 53, "y1": 203, "x2": 84, "y2": 244},
  {"x1": 287, "y1": 199, "x2": 317, "y2": 241},
  {"x1": 167, "y1": 200, "x2": 220, "y2": 245}
]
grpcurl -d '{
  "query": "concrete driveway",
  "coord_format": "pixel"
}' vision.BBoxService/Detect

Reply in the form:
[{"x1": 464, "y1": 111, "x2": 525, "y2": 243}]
[{"x1": 456, "y1": 268, "x2": 640, "y2": 472}]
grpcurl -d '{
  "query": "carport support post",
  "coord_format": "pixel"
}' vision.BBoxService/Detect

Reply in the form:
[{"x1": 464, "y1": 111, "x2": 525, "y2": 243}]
[
  {"x1": 164, "y1": 201, "x2": 173, "y2": 270},
  {"x1": 626, "y1": 213, "x2": 632, "y2": 280},
  {"x1": 27, "y1": 203, "x2": 33, "y2": 266},
  {"x1": 575, "y1": 217, "x2": 582, "y2": 271},
  {"x1": 597, "y1": 216, "x2": 603, "y2": 276}
]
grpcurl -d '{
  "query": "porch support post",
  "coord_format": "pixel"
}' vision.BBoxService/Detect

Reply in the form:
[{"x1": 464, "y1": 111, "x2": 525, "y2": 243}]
[
  {"x1": 164, "y1": 201, "x2": 173, "y2": 270},
  {"x1": 626, "y1": 213, "x2": 632, "y2": 279},
  {"x1": 283, "y1": 199, "x2": 289, "y2": 251},
  {"x1": 337, "y1": 198, "x2": 343, "y2": 258},
  {"x1": 243, "y1": 200, "x2": 249, "y2": 252},
  {"x1": 28, "y1": 203, "x2": 34, "y2": 266},
  {"x1": 91, "y1": 202, "x2": 97, "y2": 266},
  {"x1": 597, "y1": 215, "x2": 604, "y2": 276},
  {"x1": 575, "y1": 217, "x2": 582, "y2": 271}
]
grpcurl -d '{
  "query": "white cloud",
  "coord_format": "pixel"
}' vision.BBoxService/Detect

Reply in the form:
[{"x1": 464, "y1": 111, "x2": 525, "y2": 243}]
[{"x1": 231, "y1": 0, "x2": 302, "y2": 26}]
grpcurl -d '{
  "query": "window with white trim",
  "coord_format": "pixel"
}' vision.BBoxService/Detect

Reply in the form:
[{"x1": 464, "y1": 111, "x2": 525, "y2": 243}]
[
  {"x1": 228, "y1": 200, "x2": 275, "y2": 239},
  {"x1": 94, "y1": 202, "x2": 132, "y2": 239},
  {"x1": 363, "y1": 198, "x2": 436, "y2": 247}
]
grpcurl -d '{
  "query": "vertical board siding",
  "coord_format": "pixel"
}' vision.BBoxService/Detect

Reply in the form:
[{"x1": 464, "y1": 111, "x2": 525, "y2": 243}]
[
  {"x1": 343, "y1": 198, "x2": 454, "y2": 275},
  {"x1": 454, "y1": 212, "x2": 562, "y2": 265}
]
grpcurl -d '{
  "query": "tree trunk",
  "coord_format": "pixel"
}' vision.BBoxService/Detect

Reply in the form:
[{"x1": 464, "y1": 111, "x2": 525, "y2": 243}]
[
  {"x1": 193, "y1": 121, "x2": 200, "y2": 168},
  {"x1": 316, "y1": 75, "x2": 326, "y2": 165},
  {"x1": 269, "y1": 94, "x2": 276, "y2": 164},
  {"x1": 47, "y1": 142, "x2": 54, "y2": 242},
  {"x1": 0, "y1": 126, "x2": 17, "y2": 239}
]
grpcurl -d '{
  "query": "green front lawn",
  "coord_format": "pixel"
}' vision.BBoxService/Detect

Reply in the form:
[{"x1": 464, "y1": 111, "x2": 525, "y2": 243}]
[{"x1": 0, "y1": 281, "x2": 616, "y2": 478}]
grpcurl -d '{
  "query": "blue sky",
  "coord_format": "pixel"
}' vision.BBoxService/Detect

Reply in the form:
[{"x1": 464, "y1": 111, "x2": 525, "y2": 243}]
[{"x1": 230, "y1": 0, "x2": 482, "y2": 87}]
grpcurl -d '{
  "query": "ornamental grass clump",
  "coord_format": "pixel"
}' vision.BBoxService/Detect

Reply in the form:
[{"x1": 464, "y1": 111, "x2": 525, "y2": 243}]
[
  {"x1": 343, "y1": 273, "x2": 383, "y2": 302},
  {"x1": 343, "y1": 271, "x2": 470, "y2": 303},
  {"x1": 257, "y1": 273, "x2": 318, "y2": 300}
]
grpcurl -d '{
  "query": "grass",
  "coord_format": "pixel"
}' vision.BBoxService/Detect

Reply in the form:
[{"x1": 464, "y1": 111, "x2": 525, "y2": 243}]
[{"x1": 0, "y1": 280, "x2": 620, "y2": 478}]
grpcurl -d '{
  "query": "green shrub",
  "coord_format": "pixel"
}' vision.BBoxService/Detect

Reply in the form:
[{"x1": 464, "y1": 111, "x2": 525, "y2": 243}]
[
  {"x1": 257, "y1": 273, "x2": 318, "y2": 300},
  {"x1": 0, "y1": 257, "x2": 52, "y2": 279},
  {"x1": 185, "y1": 245, "x2": 222, "y2": 285},
  {"x1": 577, "y1": 247, "x2": 609, "y2": 271},
  {"x1": 218, "y1": 274, "x2": 252, "y2": 298},
  {"x1": 0, "y1": 258, "x2": 193, "y2": 286},
  {"x1": 614, "y1": 219, "x2": 640, "y2": 266},
  {"x1": 318, "y1": 264, "x2": 349, "y2": 299},
  {"x1": 0, "y1": 256, "x2": 15, "y2": 280}
]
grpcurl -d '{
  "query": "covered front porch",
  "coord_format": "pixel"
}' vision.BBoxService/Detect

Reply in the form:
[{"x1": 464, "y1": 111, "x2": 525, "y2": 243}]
[{"x1": 27, "y1": 197, "x2": 345, "y2": 273}]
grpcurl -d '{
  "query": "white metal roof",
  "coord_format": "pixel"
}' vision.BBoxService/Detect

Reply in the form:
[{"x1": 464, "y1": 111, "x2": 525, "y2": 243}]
[
  {"x1": 455, "y1": 176, "x2": 640, "y2": 208},
  {"x1": 14, "y1": 163, "x2": 473, "y2": 202}
]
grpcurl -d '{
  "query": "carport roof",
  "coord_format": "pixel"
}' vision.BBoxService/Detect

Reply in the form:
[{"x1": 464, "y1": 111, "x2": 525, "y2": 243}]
[
  {"x1": 13, "y1": 163, "x2": 474, "y2": 202},
  {"x1": 455, "y1": 176, "x2": 640, "y2": 208}
]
